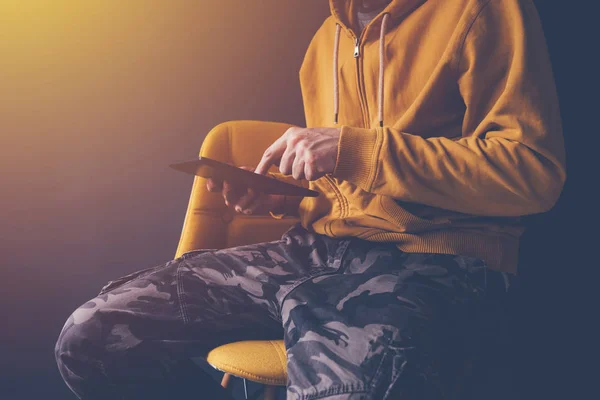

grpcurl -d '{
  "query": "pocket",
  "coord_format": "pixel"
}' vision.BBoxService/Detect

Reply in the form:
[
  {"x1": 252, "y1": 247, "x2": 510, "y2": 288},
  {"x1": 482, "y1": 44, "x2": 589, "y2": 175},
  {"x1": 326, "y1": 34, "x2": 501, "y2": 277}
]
[
  {"x1": 98, "y1": 266, "x2": 159, "y2": 295},
  {"x1": 378, "y1": 196, "x2": 450, "y2": 233},
  {"x1": 180, "y1": 249, "x2": 217, "y2": 260},
  {"x1": 373, "y1": 340, "x2": 446, "y2": 400},
  {"x1": 369, "y1": 340, "x2": 418, "y2": 399}
]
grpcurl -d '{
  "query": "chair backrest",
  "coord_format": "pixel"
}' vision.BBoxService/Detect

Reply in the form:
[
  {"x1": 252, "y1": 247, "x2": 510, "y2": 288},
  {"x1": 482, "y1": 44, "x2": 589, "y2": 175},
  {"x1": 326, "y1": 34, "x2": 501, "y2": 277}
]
[{"x1": 175, "y1": 120, "x2": 298, "y2": 258}]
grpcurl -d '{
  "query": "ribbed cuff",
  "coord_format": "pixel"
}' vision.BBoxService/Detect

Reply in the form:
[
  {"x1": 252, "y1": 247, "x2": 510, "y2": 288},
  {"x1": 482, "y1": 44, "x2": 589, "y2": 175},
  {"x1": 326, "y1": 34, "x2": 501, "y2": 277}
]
[{"x1": 333, "y1": 125, "x2": 381, "y2": 190}]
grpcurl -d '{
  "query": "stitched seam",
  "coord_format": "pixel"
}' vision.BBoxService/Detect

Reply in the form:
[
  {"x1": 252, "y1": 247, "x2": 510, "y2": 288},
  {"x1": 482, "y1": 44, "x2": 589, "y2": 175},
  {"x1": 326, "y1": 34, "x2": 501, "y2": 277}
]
[
  {"x1": 301, "y1": 386, "x2": 369, "y2": 400},
  {"x1": 368, "y1": 335, "x2": 395, "y2": 390},
  {"x1": 278, "y1": 268, "x2": 330, "y2": 305},
  {"x1": 340, "y1": 179, "x2": 350, "y2": 219},
  {"x1": 356, "y1": 228, "x2": 379, "y2": 239},
  {"x1": 334, "y1": 240, "x2": 351, "y2": 269},
  {"x1": 379, "y1": 195, "x2": 443, "y2": 230},
  {"x1": 368, "y1": 127, "x2": 384, "y2": 192},
  {"x1": 325, "y1": 175, "x2": 346, "y2": 219},
  {"x1": 307, "y1": 391, "x2": 369, "y2": 400},
  {"x1": 226, "y1": 122, "x2": 233, "y2": 164},
  {"x1": 270, "y1": 340, "x2": 288, "y2": 374},
  {"x1": 369, "y1": 129, "x2": 380, "y2": 192},
  {"x1": 210, "y1": 362, "x2": 286, "y2": 385},
  {"x1": 453, "y1": 0, "x2": 495, "y2": 76},
  {"x1": 176, "y1": 264, "x2": 190, "y2": 324},
  {"x1": 279, "y1": 240, "x2": 350, "y2": 306}
]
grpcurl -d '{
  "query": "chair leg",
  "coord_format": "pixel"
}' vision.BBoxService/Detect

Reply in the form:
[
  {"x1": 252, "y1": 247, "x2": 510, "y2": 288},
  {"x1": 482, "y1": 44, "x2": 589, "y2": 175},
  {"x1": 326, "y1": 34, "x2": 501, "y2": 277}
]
[
  {"x1": 220, "y1": 372, "x2": 232, "y2": 388},
  {"x1": 264, "y1": 385, "x2": 277, "y2": 400}
]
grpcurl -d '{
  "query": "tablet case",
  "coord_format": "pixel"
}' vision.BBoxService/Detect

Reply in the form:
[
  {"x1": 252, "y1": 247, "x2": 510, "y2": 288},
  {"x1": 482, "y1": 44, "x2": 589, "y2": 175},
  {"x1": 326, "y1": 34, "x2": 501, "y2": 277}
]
[{"x1": 169, "y1": 157, "x2": 319, "y2": 197}]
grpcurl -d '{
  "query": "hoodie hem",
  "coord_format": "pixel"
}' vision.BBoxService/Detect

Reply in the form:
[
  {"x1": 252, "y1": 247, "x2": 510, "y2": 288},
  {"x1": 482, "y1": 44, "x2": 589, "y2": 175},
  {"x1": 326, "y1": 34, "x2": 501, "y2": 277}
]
[{"x1": 362, "y1": 229, "x2": 519, "y2": 274}]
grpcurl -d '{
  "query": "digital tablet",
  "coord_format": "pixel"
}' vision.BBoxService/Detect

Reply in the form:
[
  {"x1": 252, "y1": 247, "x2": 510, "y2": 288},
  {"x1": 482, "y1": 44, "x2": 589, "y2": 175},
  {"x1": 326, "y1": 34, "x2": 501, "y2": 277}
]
[{"x1": 169, "y1": 156, "x2": 320, "y2": 197}]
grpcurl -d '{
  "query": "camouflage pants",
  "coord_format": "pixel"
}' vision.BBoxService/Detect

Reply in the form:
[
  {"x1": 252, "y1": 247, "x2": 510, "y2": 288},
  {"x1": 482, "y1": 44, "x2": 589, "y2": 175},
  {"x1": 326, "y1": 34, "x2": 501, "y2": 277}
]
[{"x1": 55, "y1": 224, "x2": 511, "y2": 399}]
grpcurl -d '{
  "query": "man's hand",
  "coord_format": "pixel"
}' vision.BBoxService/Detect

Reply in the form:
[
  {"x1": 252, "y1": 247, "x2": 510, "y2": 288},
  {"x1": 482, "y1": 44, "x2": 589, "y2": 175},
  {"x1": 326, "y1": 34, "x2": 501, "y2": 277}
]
[
  {"x1": 206, "y1": 167, "x2": 285, "y2": 215},
  {"x1": 255, "y1": 127, "x2": 341, "y2": 181}
]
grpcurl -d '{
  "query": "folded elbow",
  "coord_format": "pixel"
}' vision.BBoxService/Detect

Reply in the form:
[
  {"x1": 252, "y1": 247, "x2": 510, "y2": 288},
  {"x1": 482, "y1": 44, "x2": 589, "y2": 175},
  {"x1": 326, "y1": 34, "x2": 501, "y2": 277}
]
[
  {"x1": 526, "y1": 163, "x2": 566, "y2": 214},
  {"x1": 538, "y1": 180, "x2": 565, "y2": 213}
]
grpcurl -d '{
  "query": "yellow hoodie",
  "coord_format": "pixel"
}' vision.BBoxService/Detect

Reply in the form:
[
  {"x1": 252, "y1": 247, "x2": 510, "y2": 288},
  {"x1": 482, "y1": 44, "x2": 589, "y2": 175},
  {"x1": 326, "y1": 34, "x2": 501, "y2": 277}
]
[{"x1": 281, "y1": 0, "x2": 566, "y2": 274}]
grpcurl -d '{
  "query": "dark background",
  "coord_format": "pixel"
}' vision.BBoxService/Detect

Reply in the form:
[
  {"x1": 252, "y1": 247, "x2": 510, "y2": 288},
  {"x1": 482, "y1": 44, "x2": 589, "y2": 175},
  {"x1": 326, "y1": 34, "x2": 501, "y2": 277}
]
[{"x1": 0, "y1": 1, "x2": 592, "y2": 399}]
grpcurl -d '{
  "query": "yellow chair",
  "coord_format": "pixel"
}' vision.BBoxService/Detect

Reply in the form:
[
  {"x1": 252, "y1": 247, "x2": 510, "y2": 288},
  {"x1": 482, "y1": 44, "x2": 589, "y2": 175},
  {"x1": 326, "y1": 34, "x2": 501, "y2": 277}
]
[{"x1": 174, "y1": 120, "x2": 296, "y2": 399}]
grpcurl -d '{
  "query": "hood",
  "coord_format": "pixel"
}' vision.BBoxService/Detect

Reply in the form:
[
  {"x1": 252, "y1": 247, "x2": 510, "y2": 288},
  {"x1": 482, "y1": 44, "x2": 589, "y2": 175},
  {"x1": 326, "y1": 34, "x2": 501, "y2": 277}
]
[
  {"x1": 329, "y1": 0, "x2": 426, "y2": 34},
  {"x1": 328, "y1": 0, "x2": 428, "y2": 127}
]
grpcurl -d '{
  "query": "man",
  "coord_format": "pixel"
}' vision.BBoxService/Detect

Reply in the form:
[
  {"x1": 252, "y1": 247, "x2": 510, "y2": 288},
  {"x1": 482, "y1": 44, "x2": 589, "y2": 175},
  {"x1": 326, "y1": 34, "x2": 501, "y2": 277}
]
[{"x1": 55, "y1": 0, "x2": 565, "y2": 399}]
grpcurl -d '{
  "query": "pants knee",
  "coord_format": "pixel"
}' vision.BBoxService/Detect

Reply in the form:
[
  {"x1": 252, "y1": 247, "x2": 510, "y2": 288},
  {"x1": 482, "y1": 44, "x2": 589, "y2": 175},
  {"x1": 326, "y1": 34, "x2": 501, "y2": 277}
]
[
  {"x1": 55, "y1": 301, "x2": 105, "y2": 372},
  {"x1": 55, "y1": 301, "x2": 130, "y2": 399}
]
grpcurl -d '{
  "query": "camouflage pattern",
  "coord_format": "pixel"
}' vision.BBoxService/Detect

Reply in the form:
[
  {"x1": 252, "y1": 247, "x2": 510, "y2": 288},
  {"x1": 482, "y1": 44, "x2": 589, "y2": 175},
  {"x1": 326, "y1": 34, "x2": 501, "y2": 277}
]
[{"x1": 55, "y1": 224, "x2": 510, "y2": 399}]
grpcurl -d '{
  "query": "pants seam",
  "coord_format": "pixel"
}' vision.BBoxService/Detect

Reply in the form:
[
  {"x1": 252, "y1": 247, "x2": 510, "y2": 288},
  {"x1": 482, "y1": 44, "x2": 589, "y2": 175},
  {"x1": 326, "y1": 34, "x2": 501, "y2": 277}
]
[
  {"x1": 278, "y1": 240, "x2": 351, "y2": 307},
  {"x1": 176, "y1": 263, "x2": 190, "y2": 324},
  {"x1": 299, "y1": 384, "x2": 369, "y2": 399},
  {"x1": 367, "y1": 335, "x2": 394, "y2": 390}
]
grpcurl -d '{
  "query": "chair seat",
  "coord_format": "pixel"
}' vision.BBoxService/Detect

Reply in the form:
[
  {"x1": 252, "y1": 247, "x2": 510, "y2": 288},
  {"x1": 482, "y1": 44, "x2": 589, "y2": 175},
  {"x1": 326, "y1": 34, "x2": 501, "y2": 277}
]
[{"x1": 206, "y1": 340, "x2": 288, "y2": 386}]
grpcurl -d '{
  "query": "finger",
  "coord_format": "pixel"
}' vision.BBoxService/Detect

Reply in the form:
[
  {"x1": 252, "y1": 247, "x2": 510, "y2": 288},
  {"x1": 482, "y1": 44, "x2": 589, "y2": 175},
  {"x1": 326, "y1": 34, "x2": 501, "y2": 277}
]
[
  {"x1": 222, "y1": 181, "x2": 244, "y2": 206},
  {"x1": 279, "y1": 145, "x2": 296, "y2": 176},
  {"x1": 222, "y1": 181, "x2": 232, "y2": 206},
  {"x1": 305, "y1": 163, "x2": 322, "y2": 181},
  {"x1": 255, "y1": 139, "x2": 286, "y2": 175},
  {"x1": 292, "y1": 157, "x2": 305, "y2": 180},
  {"x1": 234, "y1": 188, "x2": 259, "y2": 213},
  {"x1": 206, "y1": 178, "x2": 222, "y2": 192},
  {"x1": 242, "y1": 192, "x2": 268, "y2": 215}
]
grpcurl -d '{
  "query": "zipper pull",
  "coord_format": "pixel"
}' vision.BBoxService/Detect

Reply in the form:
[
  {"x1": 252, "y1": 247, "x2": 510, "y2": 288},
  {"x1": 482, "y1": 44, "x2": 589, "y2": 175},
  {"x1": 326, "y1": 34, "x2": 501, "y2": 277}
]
[{"x1": 353, "y1": 38, "x2": 360, "y2": 58}]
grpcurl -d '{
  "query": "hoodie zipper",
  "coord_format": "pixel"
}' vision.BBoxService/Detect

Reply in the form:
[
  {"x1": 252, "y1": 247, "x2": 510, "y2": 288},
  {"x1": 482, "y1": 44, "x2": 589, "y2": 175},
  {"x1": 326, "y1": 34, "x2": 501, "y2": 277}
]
[
  {"x1": 327, "y1": 32, "x2": 368, "y2": 224},
  {"x1": 332, "y1": 18, "x2": 383, "y2": 224},
  {"x1": 353, "y1": 34, "x2": 370, "y2": 129}
]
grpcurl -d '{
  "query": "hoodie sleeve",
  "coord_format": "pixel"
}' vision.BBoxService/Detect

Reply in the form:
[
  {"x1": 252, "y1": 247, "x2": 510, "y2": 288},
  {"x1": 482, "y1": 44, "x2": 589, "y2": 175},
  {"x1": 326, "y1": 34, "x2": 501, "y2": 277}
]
[{"x1": 333, "y1": 0, "x2": 566, "y2": 217}]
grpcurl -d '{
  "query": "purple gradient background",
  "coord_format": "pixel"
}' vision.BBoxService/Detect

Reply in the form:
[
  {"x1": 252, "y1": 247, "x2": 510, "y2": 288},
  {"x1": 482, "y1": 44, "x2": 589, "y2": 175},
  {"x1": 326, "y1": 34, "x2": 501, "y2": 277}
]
[{"x1": 0, "y1": 1, "x2": 588, "y2": 399}]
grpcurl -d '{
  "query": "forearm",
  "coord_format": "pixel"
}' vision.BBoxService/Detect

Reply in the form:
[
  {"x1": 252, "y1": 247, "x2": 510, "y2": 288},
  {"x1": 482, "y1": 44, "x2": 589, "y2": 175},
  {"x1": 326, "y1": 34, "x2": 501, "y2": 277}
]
[
  {"x1": 333, "y1": 0, "x2": 566, "y2": 217},
  {"x1": 334, "y1": 126, "x2": 566, "y2": 216}
]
